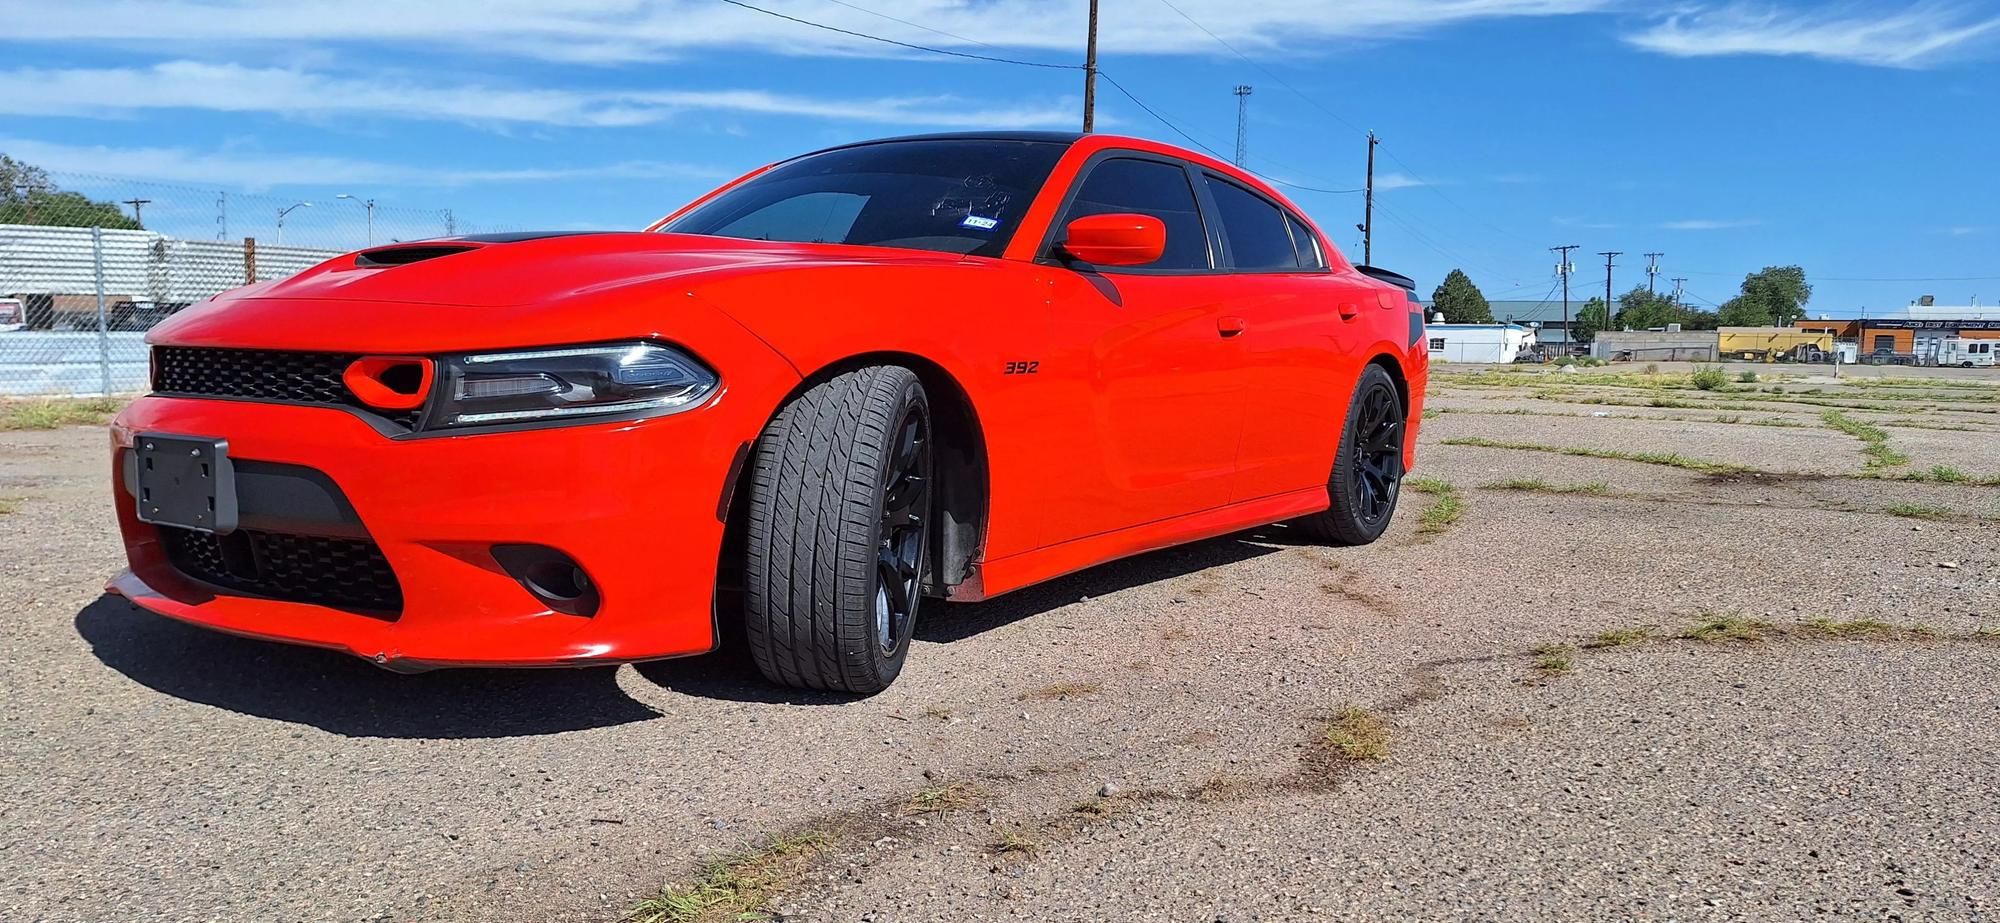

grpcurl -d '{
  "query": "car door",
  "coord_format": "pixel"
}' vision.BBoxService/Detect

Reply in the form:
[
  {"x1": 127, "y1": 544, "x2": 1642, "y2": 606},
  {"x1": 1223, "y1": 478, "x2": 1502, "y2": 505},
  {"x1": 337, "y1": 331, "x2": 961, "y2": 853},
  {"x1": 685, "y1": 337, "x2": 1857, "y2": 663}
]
[
  {"x1": 1032, "y1": 154, "x2": 1249, "y2": 546},
  {"x1": 1195, "y1": 172, "x2": 1369, "y2": 502}
]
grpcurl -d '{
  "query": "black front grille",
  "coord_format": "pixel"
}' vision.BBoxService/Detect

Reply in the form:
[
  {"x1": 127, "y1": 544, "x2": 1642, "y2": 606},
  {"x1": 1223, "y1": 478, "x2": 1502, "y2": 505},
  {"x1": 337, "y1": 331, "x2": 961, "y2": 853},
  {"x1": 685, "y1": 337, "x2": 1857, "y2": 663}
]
[
  {"x1": 152, "y1": 346, "x2": 420, "y2": 428},
  {"x1": 160, "y1": 526, "x2": 404, "y2": 614}
]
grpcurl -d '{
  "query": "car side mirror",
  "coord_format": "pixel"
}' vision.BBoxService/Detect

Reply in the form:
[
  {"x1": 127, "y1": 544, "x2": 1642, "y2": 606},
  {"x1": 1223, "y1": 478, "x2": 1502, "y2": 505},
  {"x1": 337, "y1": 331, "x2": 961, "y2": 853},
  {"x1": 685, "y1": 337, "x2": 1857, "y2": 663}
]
[{"x1": 1058, "y1": 213, "x2": 1165, "y2": 267}]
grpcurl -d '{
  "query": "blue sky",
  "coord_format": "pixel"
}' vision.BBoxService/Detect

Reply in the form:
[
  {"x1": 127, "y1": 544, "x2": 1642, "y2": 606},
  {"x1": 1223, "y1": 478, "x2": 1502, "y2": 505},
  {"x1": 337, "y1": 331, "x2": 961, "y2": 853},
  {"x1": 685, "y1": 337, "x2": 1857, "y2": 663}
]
[{"x1": 2, "y1": 0, "x2": 1997, "y2": 315}]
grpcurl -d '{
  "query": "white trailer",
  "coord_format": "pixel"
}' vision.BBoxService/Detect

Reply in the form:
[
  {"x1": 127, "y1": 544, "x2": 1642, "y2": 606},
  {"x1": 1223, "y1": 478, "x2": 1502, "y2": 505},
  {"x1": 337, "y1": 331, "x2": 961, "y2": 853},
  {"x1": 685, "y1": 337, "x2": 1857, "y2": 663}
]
[
  {"x1": 1425, "y1": 322, "x2": 1538, "y2": 364},
  {"x1": 1935, "y1": 337, "x2": 1997, "y2": 368}
]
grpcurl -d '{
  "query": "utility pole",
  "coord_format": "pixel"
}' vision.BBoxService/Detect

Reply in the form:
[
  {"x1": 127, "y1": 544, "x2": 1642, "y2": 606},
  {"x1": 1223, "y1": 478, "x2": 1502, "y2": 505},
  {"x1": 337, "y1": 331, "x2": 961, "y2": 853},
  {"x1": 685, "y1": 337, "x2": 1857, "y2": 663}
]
[
  {"x1": 1671, "y1": 277, "x2": 1687, "y2": 309},
  {"x1": 1552, "y1": 245, "x2": 1578, "y2": 356},
  {"x1": 1081, "y1": 0, "x2": 1099, "y2": 133},
  {"x1": 1360, "y1": 131, "x2": 1378, "y2": 266},
  {"x1": 122, "y1": 198, "x2": 151, "y2": 228},
  {"x1": 1644, "y1": 252, "x2": 1663, "y2": 294},
  {"x1": 1598, "y1": 251, "x2": 1621, "y2": 333},
  {"x1": 1232, "y1": 85, "x2": 1253, "y2": 166}
]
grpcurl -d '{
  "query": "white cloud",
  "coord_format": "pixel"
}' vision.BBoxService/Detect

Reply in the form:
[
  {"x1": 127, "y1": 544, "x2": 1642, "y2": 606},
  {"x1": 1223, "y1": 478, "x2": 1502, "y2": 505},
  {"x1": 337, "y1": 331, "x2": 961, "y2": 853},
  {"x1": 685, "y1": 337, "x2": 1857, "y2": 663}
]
[
  {"x1": 1627, "y1": 3, "x2": 2000, "y2": 67},
  {"x1": 0, "y1": 61, "x2": 1080, "y2": 129},
  {"x1": 0, "y1": 0, "x2": 1613, "y2": 62},
  {"x1": 1375, "y1": 173, "x2": 1429, "y2": 190},
  {"x1": 0, "y1": 137, "x2": 726, "y2": 190},
  {"x1": 1659, "y1": 218, "x2": 1762, "y2": 230}
]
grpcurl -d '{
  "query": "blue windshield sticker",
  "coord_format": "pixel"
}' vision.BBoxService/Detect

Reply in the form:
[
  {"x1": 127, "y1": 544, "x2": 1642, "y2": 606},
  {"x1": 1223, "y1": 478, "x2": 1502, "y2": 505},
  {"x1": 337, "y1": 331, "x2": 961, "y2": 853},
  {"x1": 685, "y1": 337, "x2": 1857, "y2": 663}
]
[{"x1": 960, "y1": 215, "x2": 1001, "y2": 231}]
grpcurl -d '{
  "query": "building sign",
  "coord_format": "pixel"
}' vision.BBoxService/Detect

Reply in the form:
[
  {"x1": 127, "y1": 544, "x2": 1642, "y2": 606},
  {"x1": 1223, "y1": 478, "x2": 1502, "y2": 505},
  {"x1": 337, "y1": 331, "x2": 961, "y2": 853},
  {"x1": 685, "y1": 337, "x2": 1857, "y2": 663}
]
[{"x1": 1866, "y1": 319, "x2": 2000, "y2": 330}]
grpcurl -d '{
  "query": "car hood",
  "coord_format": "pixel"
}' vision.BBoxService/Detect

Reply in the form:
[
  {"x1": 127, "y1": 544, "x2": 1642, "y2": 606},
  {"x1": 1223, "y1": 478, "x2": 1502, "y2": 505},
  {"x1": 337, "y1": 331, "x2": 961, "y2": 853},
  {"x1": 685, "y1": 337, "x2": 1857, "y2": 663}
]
[
  {"x1": 146, "y1": 231, "x2": 983, "y2": 352},
  {"x1": 231, "y1": 231, "x2": 971, "y2": 308}
]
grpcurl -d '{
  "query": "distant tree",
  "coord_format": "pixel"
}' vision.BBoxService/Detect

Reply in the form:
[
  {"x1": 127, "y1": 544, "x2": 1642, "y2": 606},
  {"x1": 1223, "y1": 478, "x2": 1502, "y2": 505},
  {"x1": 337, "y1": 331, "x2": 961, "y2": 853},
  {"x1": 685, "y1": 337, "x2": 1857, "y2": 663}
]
[
  {"x1": 0, "y1": 153, "x2": 142, "y2": 229},
  {"x1": 1430, "y1": 269, "x2": 1494, "y2": 323},
  {"x1": 1678, "y1": 308, "x2": 1721, "y2": 331},
  {"x1": 1717, "y1": 296, "x2": 1771, "y2": 327},
  {"x1": 1723, "y1": 266, "x2": 1812, "y2": 326},
  {"x1": 1616, "y1": 286, "x2": 1683, "y2": 331},
  {"x1": 1573, "y1": 297, "x2": 1611, "y2": 345}
]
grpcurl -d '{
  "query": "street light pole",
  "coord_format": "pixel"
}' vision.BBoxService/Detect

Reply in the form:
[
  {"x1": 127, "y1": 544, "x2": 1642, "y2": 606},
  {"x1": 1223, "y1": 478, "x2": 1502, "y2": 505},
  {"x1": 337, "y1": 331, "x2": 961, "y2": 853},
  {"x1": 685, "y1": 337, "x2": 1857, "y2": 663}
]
[
  {"x1": 275, "y1": 201, "x2": 312, "y2": 245},
  {"x1": 336, "y1": 194, "x2": 376, "y2": 246}
]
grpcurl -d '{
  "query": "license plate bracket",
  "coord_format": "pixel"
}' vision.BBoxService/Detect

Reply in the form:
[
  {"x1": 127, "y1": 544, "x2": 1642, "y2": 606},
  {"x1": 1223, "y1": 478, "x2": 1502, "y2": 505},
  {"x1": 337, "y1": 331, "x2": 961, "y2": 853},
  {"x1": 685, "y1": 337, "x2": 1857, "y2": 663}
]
[{"x1": 135, "y1": 434, "x2": 238, "y2": 534}]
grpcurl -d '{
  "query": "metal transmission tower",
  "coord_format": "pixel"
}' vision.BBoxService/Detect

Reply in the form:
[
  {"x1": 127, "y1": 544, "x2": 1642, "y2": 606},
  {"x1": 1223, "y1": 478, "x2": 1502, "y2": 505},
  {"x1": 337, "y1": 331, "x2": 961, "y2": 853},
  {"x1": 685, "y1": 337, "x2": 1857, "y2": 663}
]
[
  {"x1": 1232, "y1": 85, "x2": 1253, "y2": 165},
  {"x1": 1552, "y1": 245, "x2": 1579, "y2": 355}
]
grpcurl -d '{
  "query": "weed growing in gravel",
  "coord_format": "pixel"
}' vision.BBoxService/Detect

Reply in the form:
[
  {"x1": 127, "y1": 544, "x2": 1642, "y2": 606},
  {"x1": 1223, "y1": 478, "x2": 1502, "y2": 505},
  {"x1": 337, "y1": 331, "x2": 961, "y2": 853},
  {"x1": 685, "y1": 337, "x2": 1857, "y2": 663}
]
[
  {"x1": 1884, "y1": 503, "x2": 1952, "y2": 520},
  {"x1": 1442, "y1": 436, "x2": 1747, "y2": 474},
  {"x1": 901, "y1": 783, "x2": 981, "y2": 816},
  {"x1": 1018, "y1": 681, "x2": 1102, "y2": 701},
  {"x1": 1323, "y1": 707, "x2": 1391, "y2": 761},
  {"x1": 625, "y1": 831, "x2": 830, "y2": 923},
  {"x1": 1691, "y1": 366, "x2": 1730, "y2": 391},
  {"x1": 0, "y1": 498, "x2": 16, "y2": 516},
  {"x1": 1801, "y1": 618, "x2": 1903, "y2": 638},
  {"x1": 1531, "y1": 644, "x2": 1575, "y2": 676},
  {"x1": 1406, "y1": 477, "x2": 1464, "y2": 534},
  {"x1": 990, "y1": 832, "x2": 1041, "y2": 859},
  {"x1": 1072, "y1": 799, "x2": 1112, "y2": 817},
  {"x1": 1482, "y1": 478, "x2": 1611, "y2": 495},
  {"x1": 1680, "y1": 614, "x2": 1772, "y2": 642},
  {"x1": 1918, "y1": 465, "x2": 1972, "y2": 483},
  {"x1": 1, "y1": 397, "x2": 123, "y2": 430},
  {"x1": 1582, "y1": 627, "x2": 1653, "y2": 648},
  {"x1": 1822, "y1": 410, "x2": 1909, "y2": 468}
]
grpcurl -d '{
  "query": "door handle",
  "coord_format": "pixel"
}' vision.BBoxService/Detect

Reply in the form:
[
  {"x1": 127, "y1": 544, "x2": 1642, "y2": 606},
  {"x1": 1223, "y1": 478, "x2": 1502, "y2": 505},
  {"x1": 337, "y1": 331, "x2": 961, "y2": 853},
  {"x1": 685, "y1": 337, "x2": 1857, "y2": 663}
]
[{"x1": 1217, "y1": 316, "x2": 1248, "y2": 337}]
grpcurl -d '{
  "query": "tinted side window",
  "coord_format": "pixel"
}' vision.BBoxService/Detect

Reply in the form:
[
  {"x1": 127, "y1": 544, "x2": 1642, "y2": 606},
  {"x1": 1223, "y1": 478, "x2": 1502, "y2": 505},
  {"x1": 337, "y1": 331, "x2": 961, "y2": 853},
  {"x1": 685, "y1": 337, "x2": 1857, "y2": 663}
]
[
  {"x1": 1286, "y1": 213, "x2": 1326, "y2": 269},
  {"x1": 1204, "y1": 176, "x2": 1298, "y2": 270},
  {"x1": 1062, "y1": 158, "x2": 1210, "y2": 271}
]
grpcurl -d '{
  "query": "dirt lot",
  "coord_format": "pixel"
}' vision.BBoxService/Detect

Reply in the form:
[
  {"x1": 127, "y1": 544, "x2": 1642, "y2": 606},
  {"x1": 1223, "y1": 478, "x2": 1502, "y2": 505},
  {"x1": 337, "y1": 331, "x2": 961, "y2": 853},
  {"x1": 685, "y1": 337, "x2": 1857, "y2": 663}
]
[{"x1": 3, "y1": 365, "x2": 1997, "y2": 923}]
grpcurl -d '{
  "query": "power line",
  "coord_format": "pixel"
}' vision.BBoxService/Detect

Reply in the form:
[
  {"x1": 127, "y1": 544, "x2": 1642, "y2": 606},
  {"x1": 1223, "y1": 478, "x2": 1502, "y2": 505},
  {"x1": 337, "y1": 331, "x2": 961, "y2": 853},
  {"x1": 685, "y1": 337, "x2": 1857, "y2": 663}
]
[
  {"x1": 1095, "y1": 71, "x2": 1226, "y2": 159},
  {"x1": 715, "y1": 0, "x2": 1081, "y2": 69},
  {"x1": 818, "y1": 0, "x2": 996, "y2": 47}
]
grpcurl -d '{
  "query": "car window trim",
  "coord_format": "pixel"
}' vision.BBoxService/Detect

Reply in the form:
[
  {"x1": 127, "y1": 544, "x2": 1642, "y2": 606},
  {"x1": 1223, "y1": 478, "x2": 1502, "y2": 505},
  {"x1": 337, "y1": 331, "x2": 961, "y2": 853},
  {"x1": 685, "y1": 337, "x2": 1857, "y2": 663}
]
[
  {"x1": 1199, "y1": 171, "x2": 1335, "y2": 276},
  {"x1": 1034, "y1": 150, "x2": 1224, "y2": 277}
]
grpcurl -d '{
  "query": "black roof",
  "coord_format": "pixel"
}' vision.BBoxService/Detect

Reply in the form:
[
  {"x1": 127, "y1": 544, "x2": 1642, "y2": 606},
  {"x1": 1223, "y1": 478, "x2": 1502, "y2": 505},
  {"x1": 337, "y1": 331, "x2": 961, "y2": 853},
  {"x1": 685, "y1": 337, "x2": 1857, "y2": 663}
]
[{"x1": 805, "y1": 131, "x2": 1087, "y2": 157}]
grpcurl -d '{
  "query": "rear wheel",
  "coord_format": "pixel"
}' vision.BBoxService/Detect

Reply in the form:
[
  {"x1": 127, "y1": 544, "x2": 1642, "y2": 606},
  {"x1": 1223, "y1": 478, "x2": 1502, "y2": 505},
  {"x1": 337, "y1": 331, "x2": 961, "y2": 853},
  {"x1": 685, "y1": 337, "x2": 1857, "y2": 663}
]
[
  {"x1": 1292, "y1": 364, "x2": 1405, "y2": 546},
  {"x1": 742, "y1": 366, "x2": 932, "y2": 694}
]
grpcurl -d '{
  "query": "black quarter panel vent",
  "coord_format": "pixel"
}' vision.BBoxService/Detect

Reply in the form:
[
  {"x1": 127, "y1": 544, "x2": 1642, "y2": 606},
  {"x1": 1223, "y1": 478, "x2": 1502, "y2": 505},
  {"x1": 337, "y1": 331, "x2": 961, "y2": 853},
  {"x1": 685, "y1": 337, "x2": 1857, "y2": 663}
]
[{"x1": 354, "y1": 245, "x2": 478, "y2": 268}]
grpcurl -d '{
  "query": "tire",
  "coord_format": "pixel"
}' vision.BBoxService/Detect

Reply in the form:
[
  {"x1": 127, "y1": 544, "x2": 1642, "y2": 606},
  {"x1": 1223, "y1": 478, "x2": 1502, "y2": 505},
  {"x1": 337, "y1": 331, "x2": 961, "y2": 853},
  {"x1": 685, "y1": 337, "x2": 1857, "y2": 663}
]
[
  {"x1": 742, "y1": 366, "x2": 933, "y2": 694},
  {"x1": 1291, "y1": 364, "x2": 1406, "y2": 546}
]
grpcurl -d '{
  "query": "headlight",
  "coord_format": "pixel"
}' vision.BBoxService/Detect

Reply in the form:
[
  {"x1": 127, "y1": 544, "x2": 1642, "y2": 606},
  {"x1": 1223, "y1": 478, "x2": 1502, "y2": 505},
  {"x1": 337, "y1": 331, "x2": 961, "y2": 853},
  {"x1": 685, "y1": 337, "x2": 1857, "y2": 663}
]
[{"x1": 430, "y1": 341, "x2": 718, "y2": 429}]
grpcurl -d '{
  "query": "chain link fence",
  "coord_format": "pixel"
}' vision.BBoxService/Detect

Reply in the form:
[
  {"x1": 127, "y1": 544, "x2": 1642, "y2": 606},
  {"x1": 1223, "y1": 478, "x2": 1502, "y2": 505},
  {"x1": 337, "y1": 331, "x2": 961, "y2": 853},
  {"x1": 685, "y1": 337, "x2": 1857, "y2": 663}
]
[{"x1": 1, "y1": 172, "x2": 486, "y2": 396}]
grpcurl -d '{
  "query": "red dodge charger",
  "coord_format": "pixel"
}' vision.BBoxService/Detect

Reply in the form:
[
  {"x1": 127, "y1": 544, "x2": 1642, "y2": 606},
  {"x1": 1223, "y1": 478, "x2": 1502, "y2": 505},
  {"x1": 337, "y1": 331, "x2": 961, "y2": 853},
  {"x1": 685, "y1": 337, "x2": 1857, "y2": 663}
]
[{"x1": 108, "y1": 132, "x2": 1429, "y2": 693}]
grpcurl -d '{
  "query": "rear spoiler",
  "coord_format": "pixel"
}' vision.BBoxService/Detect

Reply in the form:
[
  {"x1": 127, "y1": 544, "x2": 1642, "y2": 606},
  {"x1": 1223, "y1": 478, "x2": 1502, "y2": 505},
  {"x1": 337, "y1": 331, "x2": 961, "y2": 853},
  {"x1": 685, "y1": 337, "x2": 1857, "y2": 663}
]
[{"x1": 1355, "y1": 265, "x2": 1417, "y2": 292}]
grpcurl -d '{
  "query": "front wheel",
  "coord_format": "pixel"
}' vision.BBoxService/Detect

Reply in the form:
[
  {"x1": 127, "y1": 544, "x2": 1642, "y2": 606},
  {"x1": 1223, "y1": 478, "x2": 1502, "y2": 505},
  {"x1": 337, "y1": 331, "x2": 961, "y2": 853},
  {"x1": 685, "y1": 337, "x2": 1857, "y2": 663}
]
[
  {"x1": 1291, "y1": 364, "x2": 1405, "y2": 546},
  {"x1": 741, "y1": 367, "x2": 933, "y2": 694}
]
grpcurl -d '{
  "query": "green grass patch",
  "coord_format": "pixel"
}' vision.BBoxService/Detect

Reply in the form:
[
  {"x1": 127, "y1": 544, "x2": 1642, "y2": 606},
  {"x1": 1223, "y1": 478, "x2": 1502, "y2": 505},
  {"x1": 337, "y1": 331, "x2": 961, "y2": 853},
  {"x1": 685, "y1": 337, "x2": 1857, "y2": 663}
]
[
  {"x1": 1406, "y1": 477, "x2": 1463, "y2": 534},
  {"x1": 1482, "y1": 477, "x2": 1611, "y2": 495},
  {"x1": 1531, "y1": 643, "x2": 1575, "y2": 677},
  {"x1": 1680, "y1": 614, "x2": 1772, "y2": 642},
  {"x1": 1442, "y1": 436, "x2": 1747, "y2": 474},
  {"x1": 625, "y1": 831, "x2": 831, "y2": 923},
  {"x1": 1919, "y1": 465, "x2": 1972, "y2": 483},
  {"x1": 1582, "y1": 626, "x2": 1653, "y2": 648},
  {"x1": 1323, "y1": 707, "x2": 1391, "y2": 761},
  {"x1": 901, "y1": 782, "x2": 982, "y2": 816},
  {"x1": 1, "y1": 397, "x2": 124, "y2": 430},
  {"x1": 1822, "y1": 410, "x2": 1910, "y2": 468},
  {"x1": 1801, "y1": 618, "x2": 1903, "y2": 638},
  {"x1": 1690, "y1": 366, "x2": 1730, "y2": 391},
  {"x1": 1884, "y1": 503, "x2": 1952, "y2": 520}
]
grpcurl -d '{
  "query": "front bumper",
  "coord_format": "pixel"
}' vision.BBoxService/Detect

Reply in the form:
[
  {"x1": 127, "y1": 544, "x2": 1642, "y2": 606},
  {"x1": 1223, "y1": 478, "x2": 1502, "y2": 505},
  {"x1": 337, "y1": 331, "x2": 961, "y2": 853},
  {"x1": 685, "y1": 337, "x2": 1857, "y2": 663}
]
[{"x1": 108, "y1": 387, "x2": 777, "y2": 669}]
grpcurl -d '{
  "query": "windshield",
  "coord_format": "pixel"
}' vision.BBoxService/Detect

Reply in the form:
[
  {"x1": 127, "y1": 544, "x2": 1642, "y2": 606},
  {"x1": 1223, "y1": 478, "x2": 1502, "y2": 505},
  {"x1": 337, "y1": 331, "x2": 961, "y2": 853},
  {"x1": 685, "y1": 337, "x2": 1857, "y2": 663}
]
[{"x1": 661, "y1": 139, "x2": 1069, "y2": 258}]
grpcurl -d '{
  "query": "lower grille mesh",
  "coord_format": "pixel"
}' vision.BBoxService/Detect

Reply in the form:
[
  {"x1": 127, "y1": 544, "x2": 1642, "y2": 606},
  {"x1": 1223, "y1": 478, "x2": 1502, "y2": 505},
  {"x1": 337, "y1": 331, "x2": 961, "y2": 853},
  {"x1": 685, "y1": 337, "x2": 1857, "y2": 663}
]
[
  {"x1": 152, "y1": 346, "x2": 421, "y2": 429},
  {"x1": 160, "y1": 526, "x2": 403, "y2": 614}
]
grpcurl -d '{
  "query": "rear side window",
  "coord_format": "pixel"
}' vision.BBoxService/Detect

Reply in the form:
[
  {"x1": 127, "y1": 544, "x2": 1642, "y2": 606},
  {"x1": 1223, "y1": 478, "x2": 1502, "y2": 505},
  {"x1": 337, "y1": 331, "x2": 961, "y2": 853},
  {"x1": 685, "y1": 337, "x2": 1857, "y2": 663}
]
[
  {"x1": 1286, "y1": 213, "x2": 1327, "y2": 269},
  {"x1": 1061, "y1": 158, "x2": 1211, "y2": 271},
  {"x1": 1204, "y1": 176, "x2": 1298, "y2": 270}
]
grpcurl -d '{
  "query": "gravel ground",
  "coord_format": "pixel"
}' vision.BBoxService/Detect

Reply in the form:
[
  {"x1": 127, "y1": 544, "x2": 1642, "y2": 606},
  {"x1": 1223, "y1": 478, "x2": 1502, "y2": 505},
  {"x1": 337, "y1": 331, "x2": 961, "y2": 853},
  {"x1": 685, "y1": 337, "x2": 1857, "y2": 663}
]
[{"x1": 2, "y1": 368, "x2": 1996, "y2": 923}]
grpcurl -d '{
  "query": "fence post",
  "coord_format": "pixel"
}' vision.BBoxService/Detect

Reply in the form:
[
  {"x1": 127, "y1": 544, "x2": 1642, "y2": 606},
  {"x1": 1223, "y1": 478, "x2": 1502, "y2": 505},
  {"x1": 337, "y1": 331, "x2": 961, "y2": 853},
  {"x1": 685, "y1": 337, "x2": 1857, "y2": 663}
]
[
  {"x1": 244, "y1": 237, "x2": 257, "y2": 284},
  {"x1": 92, "y1": 226, "x2": 113, "y2": 396}
]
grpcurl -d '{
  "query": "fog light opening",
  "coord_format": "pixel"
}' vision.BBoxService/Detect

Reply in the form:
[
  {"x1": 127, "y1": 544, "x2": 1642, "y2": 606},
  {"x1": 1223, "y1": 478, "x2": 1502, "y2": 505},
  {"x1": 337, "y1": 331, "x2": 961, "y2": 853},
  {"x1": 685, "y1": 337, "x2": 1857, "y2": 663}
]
[{"x1": 491, "y1": 544, "x2": 601, "y2": 617}]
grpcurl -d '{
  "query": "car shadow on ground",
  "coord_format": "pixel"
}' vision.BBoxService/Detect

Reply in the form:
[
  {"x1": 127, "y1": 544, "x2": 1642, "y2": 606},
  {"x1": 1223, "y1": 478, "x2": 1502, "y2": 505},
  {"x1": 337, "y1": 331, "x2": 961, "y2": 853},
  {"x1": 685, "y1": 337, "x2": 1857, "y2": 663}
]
[
  {"x1": 74, "y1": 595, "x2": 662, "y2": 739},
  {"x1": 77, "y1": 529, "x2": 1297, "y2": 725}
]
